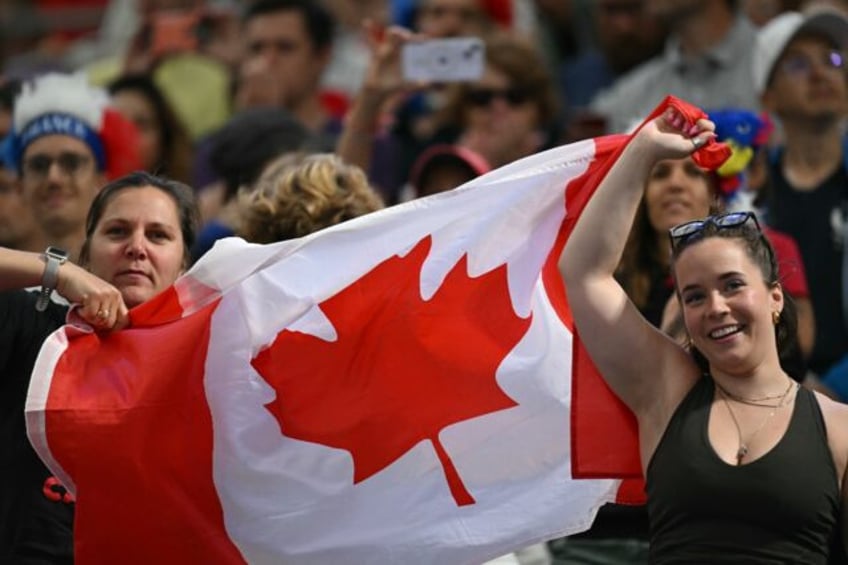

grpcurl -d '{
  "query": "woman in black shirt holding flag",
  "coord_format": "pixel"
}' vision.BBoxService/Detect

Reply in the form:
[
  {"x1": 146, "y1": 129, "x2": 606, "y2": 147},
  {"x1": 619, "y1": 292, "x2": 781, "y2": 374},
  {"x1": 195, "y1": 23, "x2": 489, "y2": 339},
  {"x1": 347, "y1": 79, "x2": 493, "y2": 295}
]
[{"x1": 560, "y1": 104, "x2": 848, "y2": 562}]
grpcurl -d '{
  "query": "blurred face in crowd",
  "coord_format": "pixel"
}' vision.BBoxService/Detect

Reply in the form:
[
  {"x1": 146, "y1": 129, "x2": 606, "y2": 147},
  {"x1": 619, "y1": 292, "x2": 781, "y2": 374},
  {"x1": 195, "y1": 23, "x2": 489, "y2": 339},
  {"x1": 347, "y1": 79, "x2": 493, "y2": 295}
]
[
  {"x1": 21, "y1": 135, "x2": 104, "y2": 240},
  {"x1": 417, "y1": 0, "x2": 488, "y2": 37},
  {"x1": 242, "y1": 9, "x2": 329, "y2": 110},
  {"x1": 85, "y1": 185, "x2": 185, "y2": 308},
  {"x1": 763, "y1": 35, "x2": 848, "y2": 124},
  {"x1": 0, "y1": 102, "x2": 38, "y2": 249},
  {"x1": 0, "y1": 168, "x2": 38, "y2": 250},
  {"x1": 462, "y1": 65, "x2": 543, "y2": 166},
  {"x1": 596, "y1": 0, "x2": 666, "y2": 73},
  {"x1": 466, "y1": 66, "x2": 540, "y2": 135},
  {"x1": 644, "y1": 157, "x2": 715, "y2": 234},
  {"x1": 112, "y1": 89, "x2": 163, "y2": 173}
]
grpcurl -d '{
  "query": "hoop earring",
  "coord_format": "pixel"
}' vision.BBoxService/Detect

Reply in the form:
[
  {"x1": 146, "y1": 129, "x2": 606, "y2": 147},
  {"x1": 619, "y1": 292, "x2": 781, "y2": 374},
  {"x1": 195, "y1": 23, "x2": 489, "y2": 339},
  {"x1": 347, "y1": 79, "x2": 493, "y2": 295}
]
[{"x1": 772, "y1": 310, "x2": 781, "y2": 326}]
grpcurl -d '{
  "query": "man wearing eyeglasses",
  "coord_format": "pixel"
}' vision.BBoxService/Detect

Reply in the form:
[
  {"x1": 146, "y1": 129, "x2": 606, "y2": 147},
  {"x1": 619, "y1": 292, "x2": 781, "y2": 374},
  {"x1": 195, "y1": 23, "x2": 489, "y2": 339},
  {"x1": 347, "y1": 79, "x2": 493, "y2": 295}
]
[
  {"x1": 7, "y1": 73, "x2": 140, "y2": 263},
  {"x1": 754, "y1": 8, "x2": 848, "y2": 389},
  {"x1": 18, "y1": 134, "x2": 105, "y2": 263}
]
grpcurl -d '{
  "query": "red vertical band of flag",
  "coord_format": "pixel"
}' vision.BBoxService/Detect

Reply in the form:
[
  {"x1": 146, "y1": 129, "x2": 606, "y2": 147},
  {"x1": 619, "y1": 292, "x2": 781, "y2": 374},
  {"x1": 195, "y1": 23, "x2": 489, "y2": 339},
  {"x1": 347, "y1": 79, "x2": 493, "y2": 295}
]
[{"x1": 44, "y1": 288, "x2": 245, "y2": 564}]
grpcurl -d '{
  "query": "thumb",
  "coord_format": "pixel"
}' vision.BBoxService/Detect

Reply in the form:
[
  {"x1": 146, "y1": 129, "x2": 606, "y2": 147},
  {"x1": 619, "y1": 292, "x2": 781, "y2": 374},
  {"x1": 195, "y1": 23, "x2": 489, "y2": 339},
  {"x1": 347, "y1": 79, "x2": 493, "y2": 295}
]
[{"x1": 112, "y1": 306, "x2": 132, "y2": 331}]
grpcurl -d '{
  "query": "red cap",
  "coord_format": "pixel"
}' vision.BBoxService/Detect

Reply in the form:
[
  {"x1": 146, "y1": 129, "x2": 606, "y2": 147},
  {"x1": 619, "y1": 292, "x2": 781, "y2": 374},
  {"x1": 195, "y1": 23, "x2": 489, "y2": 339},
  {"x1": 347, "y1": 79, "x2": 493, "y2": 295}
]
[{"x1": 410, "y1": 144, "x2": 492, "y2": 196}]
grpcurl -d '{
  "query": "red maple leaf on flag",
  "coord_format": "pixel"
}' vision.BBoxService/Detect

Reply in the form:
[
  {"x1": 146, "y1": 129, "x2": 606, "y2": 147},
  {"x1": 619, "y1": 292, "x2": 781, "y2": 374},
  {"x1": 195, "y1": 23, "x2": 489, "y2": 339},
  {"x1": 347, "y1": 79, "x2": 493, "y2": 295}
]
[{"x1": 251, "y1": 236, "x2": 531, "y2": 506}]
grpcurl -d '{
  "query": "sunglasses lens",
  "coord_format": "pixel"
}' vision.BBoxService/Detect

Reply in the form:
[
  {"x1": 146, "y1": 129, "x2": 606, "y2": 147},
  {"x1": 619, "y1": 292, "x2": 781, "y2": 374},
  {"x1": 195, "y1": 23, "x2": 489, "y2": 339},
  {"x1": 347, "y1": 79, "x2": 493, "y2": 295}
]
[
  {"x1": 468, "y1": 89, "x2": 494, "y2": 106},
  {"x1": 505, "y1": 88, "x2": 529, "y2": 105},
  {"x1": 714, "y1": 212, "x2": 751, "y2": 228},
  {"x1": 670, "y1": 212, "x2": 760, "y2": 251},
  {"x1": 670, "y1": 221, "x2": 704, "y2": 240},
  {"x1": 468, "y1": 88, "x2": 530, "y2": 107}
]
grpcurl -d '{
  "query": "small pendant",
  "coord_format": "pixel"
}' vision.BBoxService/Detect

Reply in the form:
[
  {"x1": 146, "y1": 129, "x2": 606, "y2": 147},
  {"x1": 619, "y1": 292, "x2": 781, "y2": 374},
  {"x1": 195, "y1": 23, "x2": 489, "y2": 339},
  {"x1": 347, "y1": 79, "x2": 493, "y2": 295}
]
[{"x1": 736, "y1": 444, "x2": 748, "y2": 465}]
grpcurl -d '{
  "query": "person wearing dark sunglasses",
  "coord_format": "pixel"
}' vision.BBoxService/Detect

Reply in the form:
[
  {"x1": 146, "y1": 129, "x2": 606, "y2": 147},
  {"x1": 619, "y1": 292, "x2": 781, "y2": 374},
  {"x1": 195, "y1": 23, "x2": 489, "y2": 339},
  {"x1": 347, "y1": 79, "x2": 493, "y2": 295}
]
[
  {"x1": 560, "y1": 106, "x2": 848, "y2": 562},
  {"x1": 436, "y1": 33, "x2": 558, "y2": 172}
]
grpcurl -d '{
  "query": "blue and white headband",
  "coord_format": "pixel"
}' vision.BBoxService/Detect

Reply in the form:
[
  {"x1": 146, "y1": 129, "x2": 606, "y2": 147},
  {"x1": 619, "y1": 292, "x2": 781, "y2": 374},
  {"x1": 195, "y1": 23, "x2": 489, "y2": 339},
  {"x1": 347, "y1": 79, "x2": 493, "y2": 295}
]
[{"x1": 12, "y1": 112, "x2": 106, "y2": 171}]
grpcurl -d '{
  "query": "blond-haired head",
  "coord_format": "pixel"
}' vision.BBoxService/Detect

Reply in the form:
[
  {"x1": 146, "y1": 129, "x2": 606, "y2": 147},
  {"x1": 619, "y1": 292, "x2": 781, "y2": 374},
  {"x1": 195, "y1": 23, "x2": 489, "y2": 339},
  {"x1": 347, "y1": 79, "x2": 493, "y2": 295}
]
[{"x1": 238, "y1": 153, "x2": 384, "y2": 243}]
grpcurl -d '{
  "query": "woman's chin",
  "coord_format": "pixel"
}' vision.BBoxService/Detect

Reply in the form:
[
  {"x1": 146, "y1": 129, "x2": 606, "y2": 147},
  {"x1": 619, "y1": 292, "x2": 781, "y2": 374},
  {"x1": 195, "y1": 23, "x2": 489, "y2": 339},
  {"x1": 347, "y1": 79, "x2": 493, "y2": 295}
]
[{"x1": 119, "y1": 286, "x2": 155, "y2": 310}]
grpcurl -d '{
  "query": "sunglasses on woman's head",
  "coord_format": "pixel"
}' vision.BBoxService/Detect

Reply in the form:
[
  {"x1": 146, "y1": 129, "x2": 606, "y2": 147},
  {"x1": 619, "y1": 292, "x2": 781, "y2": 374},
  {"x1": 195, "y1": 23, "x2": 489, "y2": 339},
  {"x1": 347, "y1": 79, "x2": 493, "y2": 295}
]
[
  {"x1": 466, "y1": 86, "x2": 531, "y2": 107},
  {"x1": 668, "y1": 211, "x2": 761, "y2": 251}
]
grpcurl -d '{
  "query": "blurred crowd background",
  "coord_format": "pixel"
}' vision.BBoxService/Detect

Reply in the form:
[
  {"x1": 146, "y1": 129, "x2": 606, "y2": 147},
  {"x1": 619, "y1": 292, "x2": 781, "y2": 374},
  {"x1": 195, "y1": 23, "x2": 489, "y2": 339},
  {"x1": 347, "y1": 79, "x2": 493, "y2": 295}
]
[{"x1": 1, "y1": 1, "x2": 847, "y2": 563}]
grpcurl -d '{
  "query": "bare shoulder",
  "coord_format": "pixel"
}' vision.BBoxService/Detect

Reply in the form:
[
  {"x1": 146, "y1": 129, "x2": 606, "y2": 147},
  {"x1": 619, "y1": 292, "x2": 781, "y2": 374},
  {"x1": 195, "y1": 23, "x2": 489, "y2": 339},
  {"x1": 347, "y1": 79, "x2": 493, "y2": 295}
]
[
  {"x1": 816, "y1": 392, "x2": 848, "y2": 439},
  {"x1": 813, "y1": 391, "x2": 848, "y2": 482},
  {"x1": 816, "y1": 391, "x2": 848, "y2": 428}
]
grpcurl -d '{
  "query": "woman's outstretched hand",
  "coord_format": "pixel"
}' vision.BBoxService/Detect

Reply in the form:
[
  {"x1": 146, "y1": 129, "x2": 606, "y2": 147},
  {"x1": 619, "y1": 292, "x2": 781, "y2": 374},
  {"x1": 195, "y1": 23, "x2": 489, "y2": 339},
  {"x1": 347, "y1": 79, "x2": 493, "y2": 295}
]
[{"x1": 55, "y1": 263, "x2": 130, "y2": 331}]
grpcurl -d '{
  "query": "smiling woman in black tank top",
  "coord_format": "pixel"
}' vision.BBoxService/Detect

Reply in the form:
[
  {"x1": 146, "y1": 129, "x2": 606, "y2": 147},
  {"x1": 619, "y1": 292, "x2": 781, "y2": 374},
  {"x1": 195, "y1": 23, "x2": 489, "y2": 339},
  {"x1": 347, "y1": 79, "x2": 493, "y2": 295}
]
[{"x1": 560, "y1": 102, "x2": 848, "y2": 563}]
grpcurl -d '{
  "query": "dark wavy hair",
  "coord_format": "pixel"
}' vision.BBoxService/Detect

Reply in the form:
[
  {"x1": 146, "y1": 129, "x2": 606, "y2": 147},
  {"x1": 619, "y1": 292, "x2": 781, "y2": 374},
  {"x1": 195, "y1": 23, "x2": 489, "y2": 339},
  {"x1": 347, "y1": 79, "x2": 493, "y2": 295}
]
[
  {"x1": 669, "y1": 217, "x2": 803, "y2": 380},
  {"x1": 79, "y1": 171, "x2": 199, "y2": 269}
]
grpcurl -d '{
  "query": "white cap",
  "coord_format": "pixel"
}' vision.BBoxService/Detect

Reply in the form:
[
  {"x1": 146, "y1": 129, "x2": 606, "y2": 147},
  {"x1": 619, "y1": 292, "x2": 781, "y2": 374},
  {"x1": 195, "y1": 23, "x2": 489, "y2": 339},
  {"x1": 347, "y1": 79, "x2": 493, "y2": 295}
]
[{"x1": 753, "y1": 8, "x2": 848, "y2": 96}]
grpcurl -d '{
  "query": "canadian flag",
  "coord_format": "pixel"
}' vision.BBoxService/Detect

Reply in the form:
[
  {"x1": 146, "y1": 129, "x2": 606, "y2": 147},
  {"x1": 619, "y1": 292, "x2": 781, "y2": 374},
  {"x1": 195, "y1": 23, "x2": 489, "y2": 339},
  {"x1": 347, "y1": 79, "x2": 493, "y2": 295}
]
[{"x1": 25, "y1": 97, "x2": 726, "y2": 564}]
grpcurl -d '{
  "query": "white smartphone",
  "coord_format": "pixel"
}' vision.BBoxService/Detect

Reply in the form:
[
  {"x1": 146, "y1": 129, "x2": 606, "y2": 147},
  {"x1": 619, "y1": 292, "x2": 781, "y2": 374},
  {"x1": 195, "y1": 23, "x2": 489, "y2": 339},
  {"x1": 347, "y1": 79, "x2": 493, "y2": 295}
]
[{"x1": 401, "y1": 37, "x2": 485, "y2": 83}]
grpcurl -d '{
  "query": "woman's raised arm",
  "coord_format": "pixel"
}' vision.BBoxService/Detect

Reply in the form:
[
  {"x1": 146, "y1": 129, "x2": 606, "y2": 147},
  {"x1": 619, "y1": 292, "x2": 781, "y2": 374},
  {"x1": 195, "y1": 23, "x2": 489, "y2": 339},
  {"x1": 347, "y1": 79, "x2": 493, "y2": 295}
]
[{"x1": 559, "y1": 109, "x2": 714, "y2": 419}]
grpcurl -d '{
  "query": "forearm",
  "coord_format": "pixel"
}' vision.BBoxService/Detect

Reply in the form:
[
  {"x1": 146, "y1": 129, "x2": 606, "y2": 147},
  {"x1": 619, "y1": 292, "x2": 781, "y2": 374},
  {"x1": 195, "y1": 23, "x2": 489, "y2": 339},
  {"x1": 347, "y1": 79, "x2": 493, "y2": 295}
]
[
  {"x1": 0, "y1": 247, "x2": 49, "y2": 291},
  {"x1": 335, "y1": 89, "x2": 387, "y2": 173},
  {"x1": 1, "y1": 246, "x2": 131, "y2": 329},
  {"x1": 561, "y1": 137, "x2": 655, "y2": 280}
]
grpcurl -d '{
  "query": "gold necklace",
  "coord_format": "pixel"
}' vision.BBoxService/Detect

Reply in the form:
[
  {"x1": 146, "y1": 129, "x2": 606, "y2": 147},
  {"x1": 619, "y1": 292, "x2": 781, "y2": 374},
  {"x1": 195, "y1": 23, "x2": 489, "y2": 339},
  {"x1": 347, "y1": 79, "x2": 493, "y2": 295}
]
[
  {"x1": 715, "y1": 380, "x2": 798, "y2": 465},
  {"x1": 714, "y1": 378, "x2": 795, "y2": 408}
]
